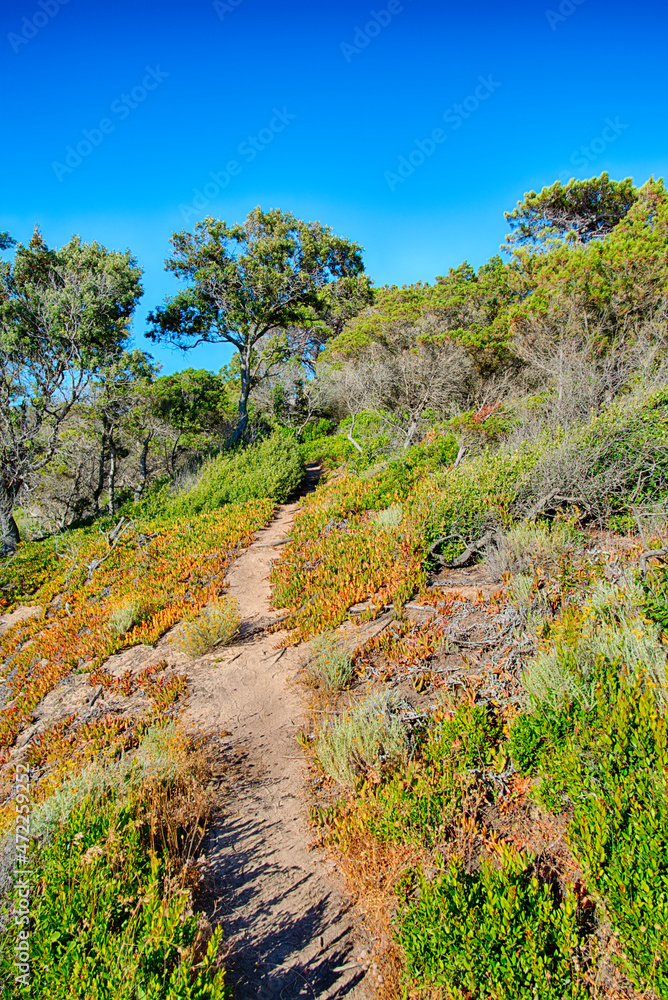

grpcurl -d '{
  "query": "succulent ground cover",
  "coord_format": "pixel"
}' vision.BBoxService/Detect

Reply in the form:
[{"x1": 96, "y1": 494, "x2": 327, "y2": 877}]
[{"x1": 275, "y1": 426, "x2": 668, "y2": 1000}]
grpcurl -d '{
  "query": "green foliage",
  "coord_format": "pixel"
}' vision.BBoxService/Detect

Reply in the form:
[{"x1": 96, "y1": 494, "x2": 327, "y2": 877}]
[
  {"x1": 504, "y1": 172, "x2": 638, "y2": 251},
  {"x1": 397, "y1": 849, "x2": 581, "y2": 1000},
  {"x1": 512, "y1": 570, "x2": 668, "y2": 996},
  {"x1": 434, "y1": 703, "x2": 503, "y2": 769},
  {"x1": 168, "y1": 433, "x2": 304, "y2": 516},
  {"x1": 566, "y1": 678, "x2": 668, "y2": 996},
  {"x1": 508, "y1": 708, "x2": 575, "y2": 776},
  {"x1": 0, "y1": 537, "x2": 58, "y2": 611},
  {"x1": 147, "y1": 208, "x2": 366, "y2": 439},
  {"x1": 364, "y1": 728, "x2": 470, "y2": 848},
  {"x1": 1, "y1": 791, "x2": 226, "y2": 999}
]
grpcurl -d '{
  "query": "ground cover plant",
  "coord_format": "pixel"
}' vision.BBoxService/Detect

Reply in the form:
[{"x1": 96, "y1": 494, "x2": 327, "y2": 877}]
[
  {"x1": 0, "y1": 724, "x2": 226, "y2": 1000},
  {"x1": 287, "y1": 419, "x2": 668, "y2": 998}
]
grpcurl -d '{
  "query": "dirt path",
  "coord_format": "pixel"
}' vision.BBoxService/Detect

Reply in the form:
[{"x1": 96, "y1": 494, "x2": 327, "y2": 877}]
[{"x1": 184, "y1": 485, "x2": 371, "y2": 999}]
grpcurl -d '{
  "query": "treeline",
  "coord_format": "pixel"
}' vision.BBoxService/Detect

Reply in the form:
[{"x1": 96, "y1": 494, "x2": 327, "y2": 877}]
[{"x1": 2, "y1": 173, "x2": 667, "y2": 549}]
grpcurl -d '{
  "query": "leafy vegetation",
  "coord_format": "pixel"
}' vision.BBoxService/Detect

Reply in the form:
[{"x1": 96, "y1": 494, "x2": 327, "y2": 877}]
[
  {"x1": 1, "y1": 725, "x2": 226, "y2": 1000},
  {"x1": 3, "y1": 176, "x2": 668, "y2": 996}
]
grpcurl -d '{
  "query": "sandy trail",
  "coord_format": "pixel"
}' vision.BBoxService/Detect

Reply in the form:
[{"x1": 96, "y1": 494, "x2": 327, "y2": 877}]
[{"x1": 184, "y1": 478, "x2": 370, "y2": 1000}]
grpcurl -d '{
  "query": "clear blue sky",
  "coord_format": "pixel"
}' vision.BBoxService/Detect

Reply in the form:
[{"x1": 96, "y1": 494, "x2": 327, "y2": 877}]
[{"x1": 2, "y1": 0, "x2": 667, "y2": 373}]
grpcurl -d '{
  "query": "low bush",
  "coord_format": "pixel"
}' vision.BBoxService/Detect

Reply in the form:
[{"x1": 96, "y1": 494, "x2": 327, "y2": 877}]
[
  {"x1": 484, "y1": 519, "x2": 578, "y2": 578},
  {"x1": 397, "y1": 848, "x2": 581, "y2": 1000},
  {"x1": 172, "y1": 596, "x2": 241, "y2": 658},
  {"x1": 108, "y1": 599, "x2": 145, "y2": 636},
  {"x1": 307, "y1": 633, "x2": 355, "y2": 692},
  {"x1": 0, "y1": 725, "x2": 225, "y2": 999},
  {"x1": 316, "y1": 690, "x2": 409, "y2": 787},
  {"x1": 169, "y1": 432, "x2": 304, "y2": 517}
]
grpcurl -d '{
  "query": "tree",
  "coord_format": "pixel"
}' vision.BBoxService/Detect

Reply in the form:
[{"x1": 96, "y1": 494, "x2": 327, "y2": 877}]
[
  {"x1": 0, "y1": 228, "x2": 143, "y2": 548},
  {"x1": 504, "y1": 173, "x2": 638, "y2": 252},
  {"x1": 146, "y1": 207, "x2": 366, "y2": 442},
  {"x1": 148, "y1": 367, "x2": 235, "y2": 476},
  {"x1": 90, "y1": 350, "x2": 158, "y2": 514}
]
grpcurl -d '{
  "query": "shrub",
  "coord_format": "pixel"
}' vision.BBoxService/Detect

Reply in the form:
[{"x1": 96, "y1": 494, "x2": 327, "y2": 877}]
[
  {"x1": 307, "y1": 633, "x2": 355, "y2": 692},
  {"x1": 1, "y1": 792, "x2": 224, "y2": 999},
  {"x1": 108, "y1": 599, "x2": 144, "y2": 636},
  {"x1": 374, "y1": 504, "x2": 403, "y2": 532},
  {"x1": 316, "y1": 690, "x2": 409, "y2": 787},
  {"x1": 397, "y1": 848, "x2": 581, "y2": 1000},
  {"x1": 172, "y1": 597, "x2": 241, "y2": 657},
  {"x1": 169, "y1": 432, "x2": 304, "y2": 517},
  {"x1": 484, "y1": 519, "x2": 577, "y2": 578},
  {"x1": 434, "y1": 703, "x2": 503, "y2": 770}
]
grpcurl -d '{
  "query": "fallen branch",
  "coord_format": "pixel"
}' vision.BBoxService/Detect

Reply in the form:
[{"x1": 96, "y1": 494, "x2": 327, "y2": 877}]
[{"x1": 431, "y1": 530, "x2": 499, "y2": 569}]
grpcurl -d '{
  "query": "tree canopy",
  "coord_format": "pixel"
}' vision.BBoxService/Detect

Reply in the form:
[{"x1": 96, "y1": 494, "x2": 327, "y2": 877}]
[
  {"x1": 504, "y1": 172, "x2": 638, "y2": 252},
  {"x1": 0, "y1": 228, "x2": 143, "y2": 547},
  {"x1": 146, "y1": 207, "x2": 367, "y2": 441}
]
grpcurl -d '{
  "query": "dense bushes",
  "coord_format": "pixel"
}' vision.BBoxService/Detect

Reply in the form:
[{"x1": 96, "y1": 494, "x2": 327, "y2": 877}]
[
  {"x1": 507, "y1": 578, "x2": 668, "y2": 997},
  {"x1": 397, "y1": 850, "x2": 581, "y2": 1000},
  {"x1": 168, "y1": 432, "x2": 304, "y2": 516}
]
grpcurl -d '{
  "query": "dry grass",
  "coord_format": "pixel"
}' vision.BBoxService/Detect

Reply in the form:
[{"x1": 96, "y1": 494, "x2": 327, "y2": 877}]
[
  {"x1": 172, "y1": 596, "x2": 241, "y2": 657},
  {"x1": 315, "y1": 690, "x2": 409, "y2": 787}
]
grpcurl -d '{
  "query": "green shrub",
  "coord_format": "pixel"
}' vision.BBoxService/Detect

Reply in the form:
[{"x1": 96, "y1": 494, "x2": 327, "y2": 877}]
[
  {"x1": 169, "y1": 432, "x2": 304, "y2": 516},
  {"x1": 172, "y1": 597, "x2": 241, "y2": 657},
  {"x1": 397, "y1": 848, "x2": 581, "y2": 1000},
  {"x1": 508, "y1": 708, "x2": 575, "y2": 776},
  {"x1": 551, "y1": 677, "x2": 668, "y2": 997},
  {"x1": 316, "y1": 690, "x2": 409, "y2": 787},
  {"x1": 1, "y1": 796, "x2": 225, "y2": 1000},
  {"x1": 307, "y1": 633, "x2": 354, "y2": 692},
  {"x1": 435, "y1": 703, "x2": 503, "y2": 769}
]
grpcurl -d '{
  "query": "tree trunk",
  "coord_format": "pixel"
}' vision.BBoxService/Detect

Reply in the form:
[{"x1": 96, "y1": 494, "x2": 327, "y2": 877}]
[
  {"x1": 107, "y1": 435, "x2": 117, "y2": 516},
  {"x1": 231, "y1": 351, "x2": 252, "y2": 444},
  {"x1": 0, "y1": 507, "x2": 20, "y2": 552},
  {"x1": 134, "y1": 433, "x2": 153, "y2": 501}
]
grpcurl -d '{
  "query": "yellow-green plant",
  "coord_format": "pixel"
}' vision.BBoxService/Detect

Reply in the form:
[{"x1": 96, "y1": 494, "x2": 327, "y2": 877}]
[{"x1": 172, "y1": 596, "x2": 241, "y2": 657}]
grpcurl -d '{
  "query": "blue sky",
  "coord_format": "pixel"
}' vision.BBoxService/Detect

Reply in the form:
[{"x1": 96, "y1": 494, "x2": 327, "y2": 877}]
[{"x1": 2, "y1": 0, "x2": 667, "y2": 373}]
